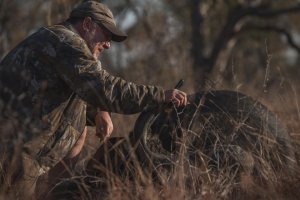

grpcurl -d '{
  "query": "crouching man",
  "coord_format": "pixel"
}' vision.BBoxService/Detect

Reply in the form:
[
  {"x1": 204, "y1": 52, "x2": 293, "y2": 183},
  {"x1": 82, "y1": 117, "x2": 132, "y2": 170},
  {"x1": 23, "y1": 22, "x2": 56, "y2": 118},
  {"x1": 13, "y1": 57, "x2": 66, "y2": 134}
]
[{"x1": 0, "y1": 1, "x2": 187, "y2": 199}]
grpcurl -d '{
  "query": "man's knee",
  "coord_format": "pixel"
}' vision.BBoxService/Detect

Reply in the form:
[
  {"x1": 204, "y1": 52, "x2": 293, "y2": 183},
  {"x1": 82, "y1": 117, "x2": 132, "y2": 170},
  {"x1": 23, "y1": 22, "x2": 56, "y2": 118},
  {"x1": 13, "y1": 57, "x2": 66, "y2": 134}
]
[{"x1": 66, "y1": 126, "x2": 88, "y2": 159}]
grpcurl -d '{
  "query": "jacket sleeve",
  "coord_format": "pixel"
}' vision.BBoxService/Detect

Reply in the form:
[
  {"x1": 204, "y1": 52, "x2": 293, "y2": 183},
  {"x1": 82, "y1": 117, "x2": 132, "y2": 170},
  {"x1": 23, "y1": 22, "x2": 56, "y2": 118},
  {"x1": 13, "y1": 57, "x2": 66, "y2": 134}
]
[{"x1": 44, "y1": 26, "x2": 165, "y2": 114}]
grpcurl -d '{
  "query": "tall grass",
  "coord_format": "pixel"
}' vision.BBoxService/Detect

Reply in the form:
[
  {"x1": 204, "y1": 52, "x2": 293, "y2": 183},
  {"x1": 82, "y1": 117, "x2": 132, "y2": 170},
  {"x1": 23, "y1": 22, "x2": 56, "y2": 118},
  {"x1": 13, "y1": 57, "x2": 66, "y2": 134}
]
[
  {"x1": 35, "y1": 88, "x2": 300, "y2": 200},
  {"x1": 36, "y1": 130, "x2": 300, "y2": 200},
  {"x1": 1, "y1": 51, "x2": 300, "y2": 199}
]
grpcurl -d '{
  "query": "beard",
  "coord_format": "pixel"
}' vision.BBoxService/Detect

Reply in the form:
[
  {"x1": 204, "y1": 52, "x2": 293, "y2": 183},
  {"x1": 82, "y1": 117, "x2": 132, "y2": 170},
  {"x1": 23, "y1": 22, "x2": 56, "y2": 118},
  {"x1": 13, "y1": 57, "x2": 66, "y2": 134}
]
[{"x1": 84, "y1": 30, "x2": 100, "y2": 59}]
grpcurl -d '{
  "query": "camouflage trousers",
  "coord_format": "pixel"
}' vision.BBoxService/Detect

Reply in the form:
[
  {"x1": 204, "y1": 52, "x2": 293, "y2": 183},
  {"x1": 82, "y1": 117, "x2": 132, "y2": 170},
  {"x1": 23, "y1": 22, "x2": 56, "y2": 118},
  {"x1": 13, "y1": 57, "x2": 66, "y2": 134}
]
[
  {"x1": 0, "y1": 118, "x2": 40, "y2": 199},
  {"x1": 0, "y1": 117, "x2": 84, "y2": 200}
]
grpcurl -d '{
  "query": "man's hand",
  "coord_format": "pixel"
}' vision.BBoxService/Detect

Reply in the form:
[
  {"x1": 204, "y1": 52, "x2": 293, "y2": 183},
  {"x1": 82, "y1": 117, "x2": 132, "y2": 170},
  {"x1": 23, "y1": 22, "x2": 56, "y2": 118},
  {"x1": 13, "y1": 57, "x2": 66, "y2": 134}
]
[
  {"x1": 95, "y1": 110, "x2": 113, "y2": 141},
  {"x1": 164, "y1": 89, "x2": 187, "y2": 107}
]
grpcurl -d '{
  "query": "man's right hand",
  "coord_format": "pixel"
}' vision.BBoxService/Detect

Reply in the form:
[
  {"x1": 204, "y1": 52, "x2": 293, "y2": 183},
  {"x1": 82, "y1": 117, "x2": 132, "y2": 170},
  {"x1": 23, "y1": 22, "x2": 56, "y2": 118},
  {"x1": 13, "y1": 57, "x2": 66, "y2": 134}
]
[{"x1": 164, "y1": 89, "x2": 187, "y2": 107}]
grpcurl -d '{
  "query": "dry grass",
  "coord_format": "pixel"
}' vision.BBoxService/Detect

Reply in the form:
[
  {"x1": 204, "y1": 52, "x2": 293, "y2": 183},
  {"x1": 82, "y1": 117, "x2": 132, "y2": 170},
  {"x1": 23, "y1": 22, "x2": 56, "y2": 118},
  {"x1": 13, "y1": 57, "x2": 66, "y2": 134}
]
[
  {"x1": 1, "y1": 57, "x2": 300, "y2": 199},
  {"x1": 38, "y1": 136, "x2": 300, "y2": 200},
  {"x1": 1, "y1": 80, "x2": 300, "y2": 199},
  {"x1": 34, "y1": 88, "x2": 300, "y2": 200}
]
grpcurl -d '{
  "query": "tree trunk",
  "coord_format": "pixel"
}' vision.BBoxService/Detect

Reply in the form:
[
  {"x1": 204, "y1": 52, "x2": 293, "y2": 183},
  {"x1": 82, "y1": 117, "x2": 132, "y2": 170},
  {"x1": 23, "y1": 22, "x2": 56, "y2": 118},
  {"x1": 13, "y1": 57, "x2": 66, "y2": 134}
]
[{"x1": 191, "y1": 0, "x2": 208, "y2": 90}]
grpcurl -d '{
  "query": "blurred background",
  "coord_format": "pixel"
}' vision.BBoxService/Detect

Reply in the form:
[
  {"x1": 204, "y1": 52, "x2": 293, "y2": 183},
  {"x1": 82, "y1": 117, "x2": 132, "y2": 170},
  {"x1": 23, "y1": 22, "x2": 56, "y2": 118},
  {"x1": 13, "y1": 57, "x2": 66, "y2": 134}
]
[{"x1": 1, "y1": 0, "x2": 300, "y2": 137}]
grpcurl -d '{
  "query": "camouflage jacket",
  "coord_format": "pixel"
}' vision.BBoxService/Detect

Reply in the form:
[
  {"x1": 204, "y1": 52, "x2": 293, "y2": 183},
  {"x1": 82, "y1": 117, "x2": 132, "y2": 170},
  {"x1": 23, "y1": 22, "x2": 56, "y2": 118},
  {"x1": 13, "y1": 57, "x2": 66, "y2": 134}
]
[{"x1": 0, "y1": 22, "x2": 165, "y2": 170}]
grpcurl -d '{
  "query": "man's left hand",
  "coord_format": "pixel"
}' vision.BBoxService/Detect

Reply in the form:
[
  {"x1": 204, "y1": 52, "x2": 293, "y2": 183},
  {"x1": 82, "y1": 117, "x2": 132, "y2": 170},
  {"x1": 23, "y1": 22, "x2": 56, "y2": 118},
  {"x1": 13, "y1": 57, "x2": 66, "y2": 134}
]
[{"x1": 95, "y1": 110, "x2": 113, "y2": 141}]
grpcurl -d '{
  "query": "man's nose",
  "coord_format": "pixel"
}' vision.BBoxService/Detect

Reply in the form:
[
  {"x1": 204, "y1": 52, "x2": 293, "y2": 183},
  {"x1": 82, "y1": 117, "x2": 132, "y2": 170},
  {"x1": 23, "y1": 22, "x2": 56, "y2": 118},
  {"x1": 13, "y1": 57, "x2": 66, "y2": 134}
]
[{"x1": 103, "y1": 41, "x2": 111, "y2": 49}]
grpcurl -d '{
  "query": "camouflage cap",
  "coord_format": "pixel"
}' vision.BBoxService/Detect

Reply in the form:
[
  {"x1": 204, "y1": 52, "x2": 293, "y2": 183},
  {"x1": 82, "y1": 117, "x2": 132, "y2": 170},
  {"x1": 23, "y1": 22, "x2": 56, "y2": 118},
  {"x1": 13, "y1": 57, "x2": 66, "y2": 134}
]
[{"x1": 70, "y1": 1, "x2": 127, "y2": 42}]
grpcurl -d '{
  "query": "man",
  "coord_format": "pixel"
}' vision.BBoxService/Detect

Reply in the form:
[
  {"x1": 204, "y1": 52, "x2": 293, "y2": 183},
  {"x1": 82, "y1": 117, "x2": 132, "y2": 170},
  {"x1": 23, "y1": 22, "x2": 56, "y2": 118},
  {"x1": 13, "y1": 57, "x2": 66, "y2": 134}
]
[{"x1": 0, "y1": 0, "x2": 187, "y2": 198}]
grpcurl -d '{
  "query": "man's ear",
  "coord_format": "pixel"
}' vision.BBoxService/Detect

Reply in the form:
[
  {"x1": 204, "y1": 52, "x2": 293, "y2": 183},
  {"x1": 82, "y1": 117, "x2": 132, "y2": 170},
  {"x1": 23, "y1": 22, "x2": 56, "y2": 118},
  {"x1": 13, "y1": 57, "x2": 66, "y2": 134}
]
[{"x1": 82, "y1": 16, "x2": 93, "y2": 31}]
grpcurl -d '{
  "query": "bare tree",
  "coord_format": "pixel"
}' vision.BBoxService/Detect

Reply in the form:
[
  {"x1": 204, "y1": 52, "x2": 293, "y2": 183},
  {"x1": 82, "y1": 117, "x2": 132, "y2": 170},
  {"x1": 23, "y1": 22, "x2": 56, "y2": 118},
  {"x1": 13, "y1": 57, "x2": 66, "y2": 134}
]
[{"x1": 190, "y1": 0, "x2": 300, "y2": 89}]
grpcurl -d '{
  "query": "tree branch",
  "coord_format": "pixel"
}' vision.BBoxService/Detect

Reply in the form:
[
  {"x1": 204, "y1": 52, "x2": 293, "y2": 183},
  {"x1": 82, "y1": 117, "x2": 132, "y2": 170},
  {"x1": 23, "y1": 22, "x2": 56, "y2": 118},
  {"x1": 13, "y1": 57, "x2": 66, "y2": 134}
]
[
  {"x1": 206, "y1": 3, "x2": 300, "y2": 72},
  {"x1": 238, "y1": 24, "x2": 300, "y2": 53},
  {"x1": 251, "y1": 4, "x2": 300, "y2": 18},
  {"x1": 207, "y1": 5, "x2": 246, "y2": 72}
]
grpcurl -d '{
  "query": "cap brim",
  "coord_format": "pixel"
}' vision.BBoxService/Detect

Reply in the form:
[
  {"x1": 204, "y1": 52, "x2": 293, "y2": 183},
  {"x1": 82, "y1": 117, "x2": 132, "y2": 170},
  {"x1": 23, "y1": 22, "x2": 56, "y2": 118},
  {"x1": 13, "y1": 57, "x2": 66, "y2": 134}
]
[{"x1": 102, "y1": 22, "x2": 127, "y2": 42}]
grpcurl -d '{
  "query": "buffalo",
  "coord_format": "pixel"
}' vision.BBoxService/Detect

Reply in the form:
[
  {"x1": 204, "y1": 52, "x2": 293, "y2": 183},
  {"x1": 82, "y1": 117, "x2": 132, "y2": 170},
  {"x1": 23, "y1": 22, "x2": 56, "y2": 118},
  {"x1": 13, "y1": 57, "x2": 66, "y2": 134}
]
[{"x1": 45, "y1": 90, "x2": 296, "y2": 199}]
